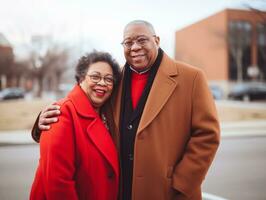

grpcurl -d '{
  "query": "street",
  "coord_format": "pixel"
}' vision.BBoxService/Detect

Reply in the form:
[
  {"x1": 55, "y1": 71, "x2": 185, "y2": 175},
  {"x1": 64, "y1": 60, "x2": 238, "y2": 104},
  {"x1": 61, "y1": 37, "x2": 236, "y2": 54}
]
[
  {"x1": 203, "y1": 136, "x2": 266, "y2": 200},
  {"x1": 0, "y1": 136, "x2": 266, "y2": 200},
  {"x1": 0, "y1": 144, "x2": 38, "y2": 200}
]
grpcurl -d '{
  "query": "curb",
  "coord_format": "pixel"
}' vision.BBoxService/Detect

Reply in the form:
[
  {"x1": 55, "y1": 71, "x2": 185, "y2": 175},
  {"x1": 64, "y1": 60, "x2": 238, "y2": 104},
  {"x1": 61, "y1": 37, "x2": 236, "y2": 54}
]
[
  {"x1": 0, "y1": 121, "x2": 266, "y2": 146},
  {"x1": 221, "y1": 120, "x2": 266, "y2": 138},
  {"x1": 0, "y1": 130, "x2": 35, "y2": 145}
]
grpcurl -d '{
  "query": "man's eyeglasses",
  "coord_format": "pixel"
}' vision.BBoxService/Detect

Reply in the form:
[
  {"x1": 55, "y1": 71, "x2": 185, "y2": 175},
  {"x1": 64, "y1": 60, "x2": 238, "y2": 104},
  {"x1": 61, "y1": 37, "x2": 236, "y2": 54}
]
[
  {"x1": 121, "y1": 35, "x2": 156, "y2": 49},
  {"x1": 87, "y1": 74, "x2": 115, "y2": 86}
]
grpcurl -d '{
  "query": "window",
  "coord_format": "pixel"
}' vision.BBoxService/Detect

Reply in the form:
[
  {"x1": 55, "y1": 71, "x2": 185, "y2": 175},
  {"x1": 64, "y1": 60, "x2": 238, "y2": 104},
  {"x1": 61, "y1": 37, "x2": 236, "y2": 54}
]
[
  {"x1": 228, "y1": 21, "x2": 252, "y2": 81},
  {"x1": 257, "y1": 23, "x2": 266, "y2": 81}
]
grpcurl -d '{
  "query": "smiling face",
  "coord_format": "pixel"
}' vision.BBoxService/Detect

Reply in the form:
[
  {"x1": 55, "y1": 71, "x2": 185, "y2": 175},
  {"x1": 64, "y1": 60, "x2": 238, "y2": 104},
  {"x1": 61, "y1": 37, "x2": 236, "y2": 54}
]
[
  {"x1": 123, "y1": 23, "x2": 160, "y2": 71},
  {"x1": 80, "y1": 61, "x2": 114, "y2": 110}
]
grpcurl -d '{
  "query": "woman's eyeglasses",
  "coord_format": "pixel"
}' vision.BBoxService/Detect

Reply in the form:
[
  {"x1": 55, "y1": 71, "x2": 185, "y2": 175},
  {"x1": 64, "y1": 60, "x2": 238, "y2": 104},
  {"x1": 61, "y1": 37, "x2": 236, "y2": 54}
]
[{"x1": 87, "y1": 74, "x2": 114, "y2": 86}]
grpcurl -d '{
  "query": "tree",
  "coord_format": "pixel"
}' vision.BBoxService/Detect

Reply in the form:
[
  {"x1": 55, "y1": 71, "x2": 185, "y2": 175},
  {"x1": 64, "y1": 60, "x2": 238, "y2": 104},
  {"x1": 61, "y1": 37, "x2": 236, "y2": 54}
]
[
  {"x1": 0, "y1": 46, "x2": 14, "y2": 89},
  {"x1": 228, "y1": 21, "x2": 252, "y2": 82},
  {"x1": 51, "y1": 48, "x2": 69, "y2": 91},
  {"x1": 29, "y1": 45, "x2": 69, "y2": 97},
  {"x1": 244, "y1": 2, "x2": 266, "y2": 81}
]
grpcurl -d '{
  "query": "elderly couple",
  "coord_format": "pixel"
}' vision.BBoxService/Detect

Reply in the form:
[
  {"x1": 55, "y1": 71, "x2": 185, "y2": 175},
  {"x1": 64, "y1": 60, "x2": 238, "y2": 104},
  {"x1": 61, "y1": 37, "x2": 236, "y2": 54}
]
[{"x1": 30, "y1": 20, "x2": 220, "y2": 200}]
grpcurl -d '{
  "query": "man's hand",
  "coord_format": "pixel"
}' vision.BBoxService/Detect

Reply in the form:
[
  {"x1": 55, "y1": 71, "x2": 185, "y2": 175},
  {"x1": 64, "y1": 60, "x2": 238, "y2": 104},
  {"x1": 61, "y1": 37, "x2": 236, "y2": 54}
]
[{"x1": 38, "y1": 104, "x2": 61, "y2": 131}]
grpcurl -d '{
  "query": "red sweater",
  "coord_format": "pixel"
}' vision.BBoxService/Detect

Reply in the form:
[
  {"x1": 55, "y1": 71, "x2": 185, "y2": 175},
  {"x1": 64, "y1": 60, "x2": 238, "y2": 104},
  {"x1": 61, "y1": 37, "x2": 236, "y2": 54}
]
[{"x1": 131, "y1": 71, "x2": 149, "y2": 109}]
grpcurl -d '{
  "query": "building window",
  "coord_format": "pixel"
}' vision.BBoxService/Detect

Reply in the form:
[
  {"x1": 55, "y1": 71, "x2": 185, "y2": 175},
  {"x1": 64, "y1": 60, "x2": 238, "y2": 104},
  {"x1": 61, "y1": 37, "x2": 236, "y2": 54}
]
[
  {"x1": 228, "y1": 20, "x2": 252, "y2": 81},
  {"x1": 257, "y1": 23, "x2": 266, "y2": 81}
]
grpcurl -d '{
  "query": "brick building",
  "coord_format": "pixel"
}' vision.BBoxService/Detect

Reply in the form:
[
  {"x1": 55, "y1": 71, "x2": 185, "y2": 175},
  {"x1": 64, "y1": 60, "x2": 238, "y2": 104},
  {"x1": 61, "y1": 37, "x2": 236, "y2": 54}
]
[
  {"x1": 0, "y1": 33, "x2": 14, "y2": 89},
  {"x1": 175, "y1": 9, "x2": 266, "y2": 91}
]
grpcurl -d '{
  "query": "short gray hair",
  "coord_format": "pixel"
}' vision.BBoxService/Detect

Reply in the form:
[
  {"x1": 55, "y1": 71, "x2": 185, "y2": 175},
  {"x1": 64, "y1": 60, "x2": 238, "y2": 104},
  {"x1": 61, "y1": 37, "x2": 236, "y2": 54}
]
[{"x1": 124, "y1": 20, "x2": 156, "y2": 35}]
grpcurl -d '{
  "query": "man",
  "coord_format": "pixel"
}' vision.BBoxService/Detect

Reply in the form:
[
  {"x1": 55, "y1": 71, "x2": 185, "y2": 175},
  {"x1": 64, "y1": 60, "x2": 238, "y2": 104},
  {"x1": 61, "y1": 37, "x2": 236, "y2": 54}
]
[{"x1": 32, "y1": 20, "x2": 220, "y2": 200}]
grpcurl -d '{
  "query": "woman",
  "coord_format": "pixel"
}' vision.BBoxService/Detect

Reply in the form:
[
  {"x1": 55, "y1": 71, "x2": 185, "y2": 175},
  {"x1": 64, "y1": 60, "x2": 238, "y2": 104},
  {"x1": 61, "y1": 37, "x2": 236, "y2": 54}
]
[{"x1": 30, "y1": 51, "x2": 121, "y2": 200}]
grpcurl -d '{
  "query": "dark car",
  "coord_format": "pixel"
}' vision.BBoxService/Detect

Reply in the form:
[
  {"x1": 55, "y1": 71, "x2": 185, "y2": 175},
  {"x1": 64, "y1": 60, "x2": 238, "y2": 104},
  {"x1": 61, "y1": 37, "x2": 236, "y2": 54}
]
[
  {"x1": 0, "y1": 88, "x2": 25, "y2": 100},
  {"x1": 228, "y1": 83, "x2": 266, "y2": 101},
  {"x1": 209, "y1": 85, "x2": 223, "y2": 100}
]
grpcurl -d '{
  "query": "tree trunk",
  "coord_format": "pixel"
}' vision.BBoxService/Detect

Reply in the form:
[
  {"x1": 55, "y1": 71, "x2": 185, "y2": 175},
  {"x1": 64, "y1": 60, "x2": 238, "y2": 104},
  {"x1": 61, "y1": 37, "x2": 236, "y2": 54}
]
[
  {"x1": 37, "y1": 77, "x2": 43, "y2": 97},
  {"x1": 236, "y1": 48, "x2": 243, "y2": 82}
]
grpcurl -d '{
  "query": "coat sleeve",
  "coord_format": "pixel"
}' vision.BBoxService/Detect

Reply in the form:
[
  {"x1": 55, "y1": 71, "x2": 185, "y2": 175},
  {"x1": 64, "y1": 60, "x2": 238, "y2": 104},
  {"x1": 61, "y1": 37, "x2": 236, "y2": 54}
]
[
  {"x1": 40, "y1": 102, "x2": 78, "y2": 200},
  {"x1": 31, "y1": 113, "x2": 41, "y2": 143},
  {"x1": 172, "y1": 70, "x2": 220, "y2": 197}
]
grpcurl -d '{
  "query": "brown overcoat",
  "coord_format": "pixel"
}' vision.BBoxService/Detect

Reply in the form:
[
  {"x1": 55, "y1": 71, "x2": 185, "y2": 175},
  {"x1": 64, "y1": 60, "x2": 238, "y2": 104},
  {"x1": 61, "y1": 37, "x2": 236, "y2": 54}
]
[{"x1": 111, "y1": 52, "x2": 220, "y2": 200}]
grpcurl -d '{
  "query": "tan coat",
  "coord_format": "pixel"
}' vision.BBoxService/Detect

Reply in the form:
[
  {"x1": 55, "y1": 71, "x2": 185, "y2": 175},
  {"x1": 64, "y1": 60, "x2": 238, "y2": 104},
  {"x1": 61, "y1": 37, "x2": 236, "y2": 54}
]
[{"x1": 112, "y1": 53, "x2": 220, "y2": 200}]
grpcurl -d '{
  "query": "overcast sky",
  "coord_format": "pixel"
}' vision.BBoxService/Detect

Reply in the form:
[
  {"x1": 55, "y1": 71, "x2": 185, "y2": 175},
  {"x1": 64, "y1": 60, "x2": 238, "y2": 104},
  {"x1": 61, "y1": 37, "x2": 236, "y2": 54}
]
[{"x1": 0, "y1": 0, "x2": 265, "y2": 64}]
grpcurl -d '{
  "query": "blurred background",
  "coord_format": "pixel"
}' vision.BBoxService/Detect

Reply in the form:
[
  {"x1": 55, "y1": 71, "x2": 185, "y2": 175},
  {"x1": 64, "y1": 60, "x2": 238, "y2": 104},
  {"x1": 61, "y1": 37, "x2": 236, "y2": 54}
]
[{"x1": 0, "y1": 0, "x2": 266, "y2": 200}]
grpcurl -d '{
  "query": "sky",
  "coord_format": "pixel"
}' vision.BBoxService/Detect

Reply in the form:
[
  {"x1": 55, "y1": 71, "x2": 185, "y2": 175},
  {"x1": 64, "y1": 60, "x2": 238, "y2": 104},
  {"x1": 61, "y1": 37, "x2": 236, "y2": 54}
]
[{"x1": 0, "y1": 0, "x2": 265, "y2": 64}]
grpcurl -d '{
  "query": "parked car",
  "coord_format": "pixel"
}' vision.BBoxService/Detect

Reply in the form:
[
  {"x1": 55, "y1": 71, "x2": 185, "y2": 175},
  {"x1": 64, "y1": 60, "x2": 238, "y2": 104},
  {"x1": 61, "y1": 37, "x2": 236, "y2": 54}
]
[
  {"x1": 228, "y1": 82, "x2": 266, "y2": 101},
  {"x1": 209, "y1": 85, "x2": 223, "y2": 100},
  {"x1": 0, "y1": 88, "x2": 25, "y2": 100}
]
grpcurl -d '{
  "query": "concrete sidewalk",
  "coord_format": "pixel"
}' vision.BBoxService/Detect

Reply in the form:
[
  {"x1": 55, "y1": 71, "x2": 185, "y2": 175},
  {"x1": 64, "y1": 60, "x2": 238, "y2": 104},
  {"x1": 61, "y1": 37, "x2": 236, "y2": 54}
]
[
  {"x1": 221, "y1": 120, "x2": 266, "y2": 138},
  {"x1": 0, "y1": 120, "x2": 266, "y2": 145},
  {"x1": 0, "y1": 129, "x2": 33, "y2": 145}
]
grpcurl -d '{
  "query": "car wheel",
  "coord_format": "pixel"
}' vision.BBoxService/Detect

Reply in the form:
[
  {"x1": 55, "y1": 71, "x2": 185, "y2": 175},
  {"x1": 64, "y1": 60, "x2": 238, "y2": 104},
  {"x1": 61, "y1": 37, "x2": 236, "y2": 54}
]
[{"x1": 243, "y1": 94, "x2": 250, "y2": 102}]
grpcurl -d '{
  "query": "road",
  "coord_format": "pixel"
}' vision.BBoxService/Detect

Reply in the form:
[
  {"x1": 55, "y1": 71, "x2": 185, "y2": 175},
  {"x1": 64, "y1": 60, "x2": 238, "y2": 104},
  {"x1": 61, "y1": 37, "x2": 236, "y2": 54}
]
[
  {"x1": 0, "y1": 136, "x2": 265, "y2": 200},
  {"x1": 0, "y1": 144, "x2": 39, "y2": 200},
  {"x1": 203, "y1": 136, "x2": 266, "y2": 200}
]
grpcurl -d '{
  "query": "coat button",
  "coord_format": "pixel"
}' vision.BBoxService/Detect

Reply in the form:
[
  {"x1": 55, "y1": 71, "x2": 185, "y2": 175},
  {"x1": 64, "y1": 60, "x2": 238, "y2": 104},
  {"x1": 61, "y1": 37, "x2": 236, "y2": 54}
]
[
  {"x1": 107, "y1": 172, "x2": 114, "y2": 179},
  {"x1": 127, "y1": 124, "x2": 133, "y2": 130},
  {"x1": 128, "y1": 154, "x2": 134, "y2": 161}
]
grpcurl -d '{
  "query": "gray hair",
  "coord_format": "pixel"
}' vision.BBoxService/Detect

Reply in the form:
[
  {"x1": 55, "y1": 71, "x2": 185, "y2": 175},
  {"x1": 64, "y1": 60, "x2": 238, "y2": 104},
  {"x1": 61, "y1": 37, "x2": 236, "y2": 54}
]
[{"x1": 124, "y1": 20, "x2": 156, "y2": 35}]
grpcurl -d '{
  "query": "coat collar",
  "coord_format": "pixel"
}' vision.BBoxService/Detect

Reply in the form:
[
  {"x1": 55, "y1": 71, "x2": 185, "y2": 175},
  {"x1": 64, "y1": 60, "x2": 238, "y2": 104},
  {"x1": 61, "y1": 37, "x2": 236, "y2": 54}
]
[
  {"x1": 137, "y1": 53, "x2": 179, "y2": 134},
  {"x1": 113, "y1": 52, "x2": 179, "y2": 136},
  {"x1": 67, "y1": 84, "x2": 97, "y2": 119}
]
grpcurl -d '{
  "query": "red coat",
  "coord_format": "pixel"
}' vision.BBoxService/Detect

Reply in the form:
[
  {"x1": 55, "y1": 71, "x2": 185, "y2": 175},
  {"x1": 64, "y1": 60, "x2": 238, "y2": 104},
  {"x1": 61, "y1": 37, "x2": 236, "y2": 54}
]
[{"x1": 30, "y1": 85, "x2": 119, "y2": 200}]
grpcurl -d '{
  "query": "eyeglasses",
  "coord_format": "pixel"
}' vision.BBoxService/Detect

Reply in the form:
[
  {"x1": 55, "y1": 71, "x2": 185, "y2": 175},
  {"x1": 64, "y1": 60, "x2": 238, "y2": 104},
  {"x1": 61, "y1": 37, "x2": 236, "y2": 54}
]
[
  {"x1": 87, "y1": 74, "x2": 115, "y2": 86},
  {"x1": 121, "y1": 35, "x2": 156, "y2": 49}
]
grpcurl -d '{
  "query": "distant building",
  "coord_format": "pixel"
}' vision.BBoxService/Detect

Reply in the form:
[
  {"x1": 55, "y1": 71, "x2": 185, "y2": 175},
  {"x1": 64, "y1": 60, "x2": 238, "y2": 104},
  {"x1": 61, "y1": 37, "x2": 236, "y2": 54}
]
[
  {"x1": 175, "y1": 9, "x2": 266, "y2": 90},
  {"x1": 0, "y1": 33, "x2": 14, "y2": 90},
  {"x1": 0, "y1": 33, "x2": 11, "y2": 47},
  {"x1": 0, "y1": 33, "x2": 33, "y2": 91}
]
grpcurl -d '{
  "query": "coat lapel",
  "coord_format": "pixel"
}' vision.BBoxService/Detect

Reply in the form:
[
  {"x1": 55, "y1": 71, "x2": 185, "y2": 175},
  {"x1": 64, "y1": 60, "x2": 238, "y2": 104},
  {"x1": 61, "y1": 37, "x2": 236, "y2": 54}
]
[
  {"x1": 137, "y1": 54, "x2": 179, "y2": 134},
  {"x1": 112, "y1": 70, "x2": 124, "y2": 139},
  {"x1": 86, "y1": 119, "x2": 119, "y2": 177},
  {"x1": 68, "y1": 85, "x2": 119, "y2": 176}
]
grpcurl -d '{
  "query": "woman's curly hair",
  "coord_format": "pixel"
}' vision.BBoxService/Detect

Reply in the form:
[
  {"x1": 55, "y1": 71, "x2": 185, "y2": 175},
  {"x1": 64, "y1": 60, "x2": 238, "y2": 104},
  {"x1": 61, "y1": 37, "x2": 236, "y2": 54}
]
[{"x1": 75, "y1": 50, "x2": 121, "y2": 89}]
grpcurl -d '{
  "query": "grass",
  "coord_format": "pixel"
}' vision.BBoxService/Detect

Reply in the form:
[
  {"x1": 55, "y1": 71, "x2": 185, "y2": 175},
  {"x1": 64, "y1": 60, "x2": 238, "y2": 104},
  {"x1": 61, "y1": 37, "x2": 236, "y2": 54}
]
[
  {"x1": 0, "y1": 99, "x2": 53, "y2": 131},
  {"x1": 0, "y1": 99, "x2": 266, "y2": 131}
]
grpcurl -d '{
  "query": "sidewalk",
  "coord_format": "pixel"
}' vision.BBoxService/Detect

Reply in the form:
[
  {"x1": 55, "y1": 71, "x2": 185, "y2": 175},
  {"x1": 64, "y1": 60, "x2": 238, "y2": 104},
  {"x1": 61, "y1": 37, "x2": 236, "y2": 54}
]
[
  {"x1": 221, "y1": 120, "x2": 266, "y2": 138},
  {"x1": 0, "y1": 129, "x2": 34, "y2": 145},
  {"x1": 0, "y1": 120, "x2": 266, "y2": 145}
]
